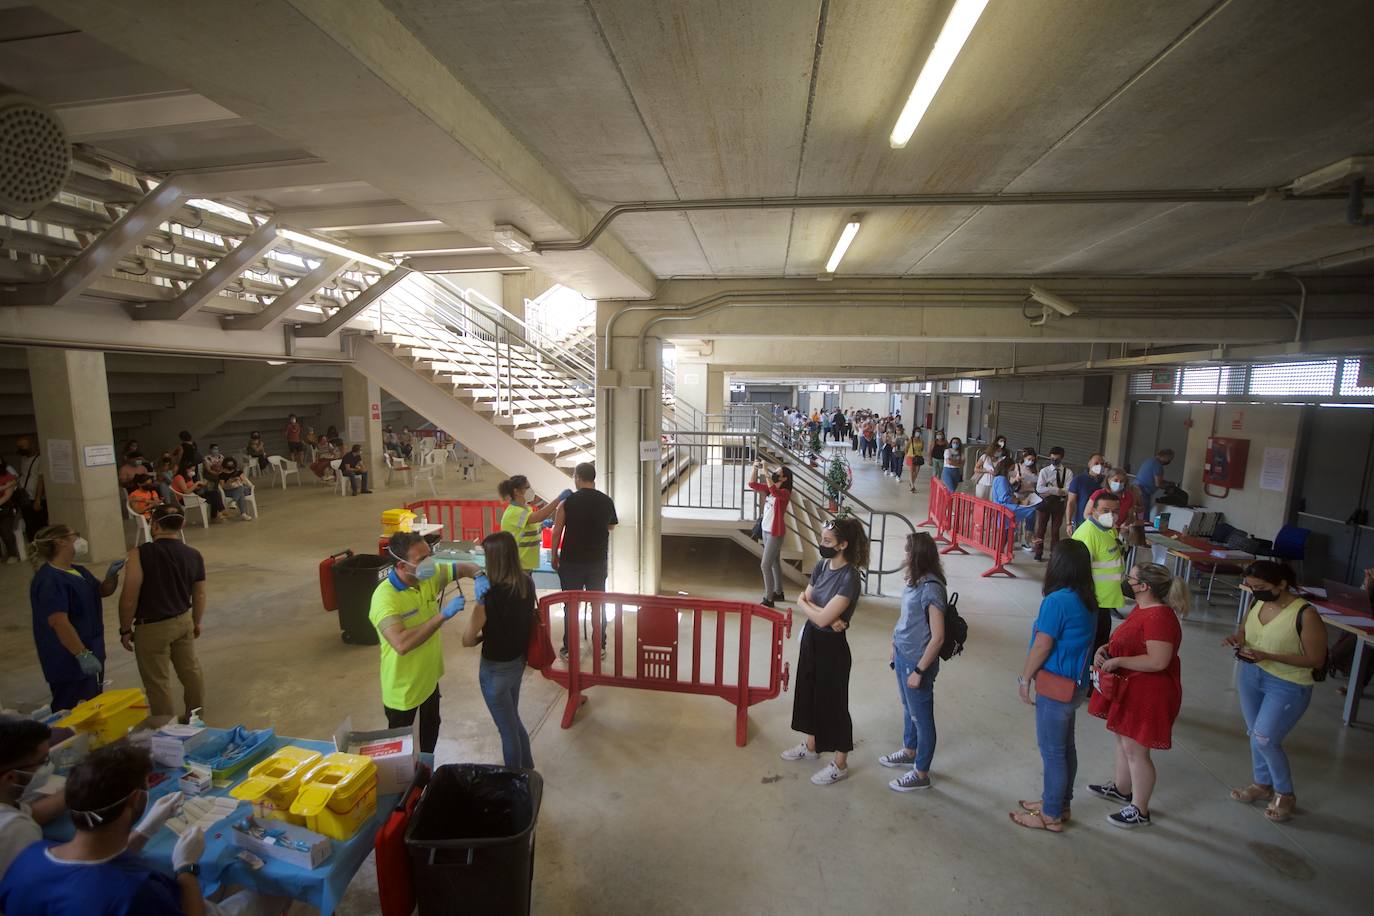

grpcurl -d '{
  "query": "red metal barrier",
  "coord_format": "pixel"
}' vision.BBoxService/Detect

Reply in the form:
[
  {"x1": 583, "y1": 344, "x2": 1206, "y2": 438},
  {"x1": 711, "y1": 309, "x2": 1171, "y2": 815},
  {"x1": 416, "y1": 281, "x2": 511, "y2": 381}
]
[
  {"x1": 539, "y1": 591, "x2": 793, "y2": 747},
  {"x1": 939, "y1": 492, "x2": 1017, "y2": 577},
  {"x1": 920, "y1": 476, "x2": 954, "y2": 544},
  {"x1": 404, "y1": 499, "x2": 506, "y2": 542}
]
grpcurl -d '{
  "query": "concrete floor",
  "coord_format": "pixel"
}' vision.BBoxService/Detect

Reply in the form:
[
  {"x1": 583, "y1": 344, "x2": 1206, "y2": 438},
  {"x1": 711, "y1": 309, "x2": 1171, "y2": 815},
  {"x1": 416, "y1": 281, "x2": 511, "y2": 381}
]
[{"x1": 2, "y1": 455, "x2": 1372, "y2": 915}]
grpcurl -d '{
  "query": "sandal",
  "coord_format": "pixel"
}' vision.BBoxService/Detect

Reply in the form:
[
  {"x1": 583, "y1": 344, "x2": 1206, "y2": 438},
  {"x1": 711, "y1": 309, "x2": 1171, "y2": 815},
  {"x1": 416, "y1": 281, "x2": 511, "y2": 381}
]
[
  {"x1": 1229, "y1": 783, "x2": 1274, "y2": 804},
  {"x1": 1009, "y1": 809, "x2": 1063, "y2": 833},
  {"x1": 1018, "y1": 799, "x2": 1071, "y2": 822},
  {"x1": 1265, "y1": 793, "x2": 1296, "y2": 823}
]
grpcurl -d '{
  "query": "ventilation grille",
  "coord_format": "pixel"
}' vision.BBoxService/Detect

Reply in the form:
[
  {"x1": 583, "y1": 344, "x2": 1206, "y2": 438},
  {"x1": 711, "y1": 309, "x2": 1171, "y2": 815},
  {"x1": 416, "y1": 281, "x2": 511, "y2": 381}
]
[{"x1": 0, "y1": 93, "x2": 71, "y2": 217}]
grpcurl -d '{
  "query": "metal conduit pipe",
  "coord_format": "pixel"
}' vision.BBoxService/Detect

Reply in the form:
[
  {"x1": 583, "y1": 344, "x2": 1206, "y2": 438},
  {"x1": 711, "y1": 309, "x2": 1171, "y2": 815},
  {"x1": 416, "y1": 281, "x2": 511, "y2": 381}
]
[{"x1": 536, "y1": 186, "x2": 1341, "y2": 254}]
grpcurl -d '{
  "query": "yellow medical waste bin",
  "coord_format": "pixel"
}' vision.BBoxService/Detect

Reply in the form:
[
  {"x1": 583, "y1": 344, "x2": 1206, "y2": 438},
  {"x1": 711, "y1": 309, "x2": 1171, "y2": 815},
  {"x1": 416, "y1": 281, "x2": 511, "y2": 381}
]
[
  {"x1": 56, "y1": 689, "x2": 149, "y2": 747},
  {"x1": 230, "y1": 746, "x2": 322, "y2": 825},
  {"x1": 289, "y1": 753, "x2": 378, "y2": 840}
]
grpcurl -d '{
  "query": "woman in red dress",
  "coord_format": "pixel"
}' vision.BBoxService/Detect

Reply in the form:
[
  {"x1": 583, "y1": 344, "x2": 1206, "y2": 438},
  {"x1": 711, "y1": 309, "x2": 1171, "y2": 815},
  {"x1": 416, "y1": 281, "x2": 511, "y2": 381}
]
[{"x1": 1086, "y1": 562, "x2": 1187, "y2": 828}]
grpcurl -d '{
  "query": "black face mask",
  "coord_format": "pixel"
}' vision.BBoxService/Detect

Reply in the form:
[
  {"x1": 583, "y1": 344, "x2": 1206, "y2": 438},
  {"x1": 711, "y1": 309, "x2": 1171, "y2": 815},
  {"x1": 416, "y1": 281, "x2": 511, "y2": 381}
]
[
  {"x1": 1121, "y1": 579, "x2": 1136, "y2": 600},
  {"x1": 17, "y1": 449, "x2": 31, "y2": 457},
  {"x1": 1252, "y1": 587, "x2": 1281, "y2": 602},
  {"x1": 818, "y1": 545, "x2": 840, "y2": 559}
]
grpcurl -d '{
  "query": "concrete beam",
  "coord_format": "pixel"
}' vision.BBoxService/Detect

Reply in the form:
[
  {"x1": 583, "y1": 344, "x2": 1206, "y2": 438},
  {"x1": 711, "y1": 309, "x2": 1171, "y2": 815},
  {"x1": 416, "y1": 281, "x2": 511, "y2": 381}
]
[
  {"x1": 294, "y1": 267, "x2": 409, "y2": 338},
  {"x1": 132, "y1": 359, "x2": 296, "y2": 450},
  {"x1": 46, "y1": 0, "x2": 658, "y2": 299},
  {"x1": 350, "y1": 231, "x2": 489, "y2": 256},
  {"x1": 0, "y1": 178, "x2": 191, "y2": 307},
  {"x1": 131, "y1": 219, "x2": 282, "y2": 320},
  {"x1": 175, "y1": 160, "x2": 354, "y2": 197},
  {"x1": 55, "y1": 90, "x2": 245, "y2": 142},
  {"x1": 279, "y1": 202, "x2": 438, "y2": 232},
  {"x1": 687, "y1": 339, "x2": 1099, "y2": 373},
  {"x1": 222, "y1": 254, "x2": 350, "y2": 331},
  {"x1": 402, "y1": 252, "x2": 524, "y2": 274}
]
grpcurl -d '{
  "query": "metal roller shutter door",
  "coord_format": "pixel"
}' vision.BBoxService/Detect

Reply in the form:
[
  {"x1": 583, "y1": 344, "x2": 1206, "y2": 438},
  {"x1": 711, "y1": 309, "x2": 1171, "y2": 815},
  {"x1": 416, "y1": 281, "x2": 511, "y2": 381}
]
[
  {"x1": 1040, "y1": 405, "x2": 1105, "y2": 467},
  {"x1": 995, "y1": 403, "x2": 1043, "y2": 456}
]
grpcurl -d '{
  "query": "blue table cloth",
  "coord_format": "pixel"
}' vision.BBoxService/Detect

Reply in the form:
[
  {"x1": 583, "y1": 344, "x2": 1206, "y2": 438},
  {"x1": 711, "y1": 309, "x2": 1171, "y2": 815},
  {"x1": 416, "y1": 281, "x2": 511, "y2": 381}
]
[{"x1": 43, "y1": 736, "x2": 428, "y2": 915}]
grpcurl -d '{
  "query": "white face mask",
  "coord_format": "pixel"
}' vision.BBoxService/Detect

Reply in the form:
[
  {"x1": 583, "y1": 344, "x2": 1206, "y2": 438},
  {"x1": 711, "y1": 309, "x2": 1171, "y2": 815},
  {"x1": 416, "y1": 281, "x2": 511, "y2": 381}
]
[
  {"x1": 17, "y1": 761, "x2": 55, "y2": 803},
  {"x1": 1023, "y1": 458, "x2": 1035, "y2": 466},
  {"x1": 1096, "y1": 512, "x2": 1117, "y2": 528},
  {"x1": 72, "y1": 537, "x2": 90, "y2": 559},
  {"x1": 1090, "y1": 464, "x2": 1103, "y2": 475},
  {"x1": 1109, "y1": 480, "x2": 1123, "y2": 493}
]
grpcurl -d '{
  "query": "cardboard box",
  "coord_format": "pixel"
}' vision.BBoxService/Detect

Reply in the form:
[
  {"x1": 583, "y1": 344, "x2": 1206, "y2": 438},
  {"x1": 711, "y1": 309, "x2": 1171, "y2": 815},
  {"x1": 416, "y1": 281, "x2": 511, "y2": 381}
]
[
  {"x1": 151, "y1": 724, "x2": 206, "y2": 768},
  {"x1": 332, "y1": 717, "x2": 417, "y2": 797},
  {"x1": 231, "y1": 816, "x2": 333, "y2": 870}
]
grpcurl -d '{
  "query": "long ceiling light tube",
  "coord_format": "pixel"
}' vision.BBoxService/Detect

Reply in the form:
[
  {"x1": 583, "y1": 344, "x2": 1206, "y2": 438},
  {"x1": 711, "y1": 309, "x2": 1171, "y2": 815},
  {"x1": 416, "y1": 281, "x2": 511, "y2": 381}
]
[
  {"x1": 889, "y1": 0, "x2": 989, "y2": 148},
  {"x1": 825, "y1": 219, "x2": 862, "y2": 273}
]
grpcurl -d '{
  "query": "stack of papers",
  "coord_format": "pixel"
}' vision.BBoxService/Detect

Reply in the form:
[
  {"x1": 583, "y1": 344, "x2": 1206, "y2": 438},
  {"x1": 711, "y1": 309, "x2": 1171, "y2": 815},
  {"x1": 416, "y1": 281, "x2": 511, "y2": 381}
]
[{"x1": 166, "y1": 797, "x2": 240, "y2": 836}]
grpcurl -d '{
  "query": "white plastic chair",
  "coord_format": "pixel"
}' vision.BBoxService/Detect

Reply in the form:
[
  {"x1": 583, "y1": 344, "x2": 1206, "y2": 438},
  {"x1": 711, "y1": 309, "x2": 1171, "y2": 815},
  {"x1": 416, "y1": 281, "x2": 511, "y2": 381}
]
[
  {"x1": 240, "y1": 483, "x2": 259, "y2": 519},
  {"x1": 267, "y1": 455, "x2": 300, "y2": 489},
  {"x1": 181, "y1": 491, "x2": 211, "y2": 529},
  {"x1": 11, "y1": 514, "x2": 26, "y2": 562},
  {"x1": 238, "y1": 453, "x2": 260, "y2": 480},
  {"x1": 420, "y1": 448, "x2": 449, "y2": 479},
  {"x1": 412, "y1": 463, "x2": 439, "y2": 497},
  {"x1": 126, "y1": 498, "x2": 185, "y2": 544},
  {"x1": 384, "y1": 452, "x2": 412, "y2": 486},
  {"x1": 329, "y1": 459, "x2": 347, "y2": 495}
]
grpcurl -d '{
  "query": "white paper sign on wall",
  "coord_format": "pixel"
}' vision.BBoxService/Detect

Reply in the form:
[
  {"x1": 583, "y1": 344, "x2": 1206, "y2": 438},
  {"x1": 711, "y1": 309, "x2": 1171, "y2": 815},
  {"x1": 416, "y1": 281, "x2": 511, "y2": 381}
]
[
  {"x1": 83, "y1": 444, "x2": 116, "y2": 467},
  {"x1": 639, "y1": 440, "x2": 659, "y2": 461}
]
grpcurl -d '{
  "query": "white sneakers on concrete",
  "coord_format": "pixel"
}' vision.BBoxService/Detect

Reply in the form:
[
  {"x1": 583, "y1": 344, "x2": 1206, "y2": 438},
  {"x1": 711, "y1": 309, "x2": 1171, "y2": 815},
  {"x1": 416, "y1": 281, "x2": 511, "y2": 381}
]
[{"x1": 780, "y1": 742, "x2": 819, "y2": 761}]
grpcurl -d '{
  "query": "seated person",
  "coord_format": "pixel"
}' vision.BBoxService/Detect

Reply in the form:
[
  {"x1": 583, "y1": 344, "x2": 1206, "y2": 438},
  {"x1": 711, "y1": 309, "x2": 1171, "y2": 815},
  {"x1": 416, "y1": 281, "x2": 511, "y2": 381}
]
[
  {"x1": 0, "y1": 717, "x2": 67, "y2": 877},
  {"x1": 339, "y1": 444, "x2": 373, "y2": 496},
  {"x1": 117, "y1": 453, "x2": 153, "y2": 492},
  {"x1": 171, "y1": 466, "x2": 225, "y2": 521},
  {"x1": 127, "y1": 474, "x2": 163, "y2": 520},
  {"x1": 154, "y1": 457, "x2": 177, "y2": 505},
  {"x1": 217, "y1": 458, "x2": 254, "y2": 521},
  {"x1": 383, "y1": 426, "x2": 403, "y2": 458},
  {"x1": 245, "y1": 432, "x2": 269, "y2": 471},
  {"x1": 0, "y1": 743, "x2": 285, "y2": 916},
  {"x1": 310, "y1": 437, "x2": 340, "y2": 480},
  {"x1": 202, "y1": 445, "x2": 225, "y2": 478}
]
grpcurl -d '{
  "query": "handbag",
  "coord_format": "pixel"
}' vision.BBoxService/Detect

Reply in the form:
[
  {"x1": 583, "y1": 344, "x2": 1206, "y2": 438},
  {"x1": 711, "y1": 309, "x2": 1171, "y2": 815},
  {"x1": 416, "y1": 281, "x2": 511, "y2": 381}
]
[
  {"x1": 526, "y1": 606, "x2": 556, "y2": 670},
  {"x1": 749, "y1": 518, "x2": 763, "y2": 541},
  {"x1": 1091, "y1": 665, "x2": 1125, "y2": 701},
  {"x1": 1034, "y1": 670, "x2": 1078, "y2": 703}
]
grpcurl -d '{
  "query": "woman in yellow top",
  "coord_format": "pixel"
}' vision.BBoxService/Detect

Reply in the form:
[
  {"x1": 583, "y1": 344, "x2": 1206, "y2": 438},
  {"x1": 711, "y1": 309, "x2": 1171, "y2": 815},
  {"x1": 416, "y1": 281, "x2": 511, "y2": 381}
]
[
  {"x1": 904, "y1": 434, "x2": 925, "y2": 494},
  {"x1": 1223, "y1": 560, "x2": 1328, "y2": 823},
  {"x1": 497, "y1": 475, "x2": 568, "y2": 570}
]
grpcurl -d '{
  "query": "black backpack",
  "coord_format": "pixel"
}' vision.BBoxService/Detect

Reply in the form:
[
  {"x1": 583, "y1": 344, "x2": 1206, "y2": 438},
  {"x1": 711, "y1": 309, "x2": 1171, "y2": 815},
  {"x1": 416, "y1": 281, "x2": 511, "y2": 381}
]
[{"x1": 939, "y1": 590, "x2": 968, "y2": 660}]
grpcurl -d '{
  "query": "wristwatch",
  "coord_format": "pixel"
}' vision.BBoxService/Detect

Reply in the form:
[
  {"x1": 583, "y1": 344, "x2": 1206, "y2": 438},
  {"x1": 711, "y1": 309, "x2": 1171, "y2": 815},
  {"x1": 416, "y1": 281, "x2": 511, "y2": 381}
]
[
  {"x1": 175, "y1": 863, "x2": 200, "y2": 878},
  {"x1": 1017, "y1": 676, "x2": 1028, "y2": 687},
  {"x1": 913, "y1": 666, "x2": 925, "y2": 677}
]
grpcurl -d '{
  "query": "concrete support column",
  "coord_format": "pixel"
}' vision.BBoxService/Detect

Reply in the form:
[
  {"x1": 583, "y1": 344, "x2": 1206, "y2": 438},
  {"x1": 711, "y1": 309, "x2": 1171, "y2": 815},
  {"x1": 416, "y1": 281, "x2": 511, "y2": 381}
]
[
  {"x1": 705, "y1": 367, "x2": 727, "y2": 417},
  {"x1": 27, "y1": 348, "x2": 124, "y2": 560},
  {"x1": 673, "y1": 360, "x2": 708, "y2": 415},
  {"x1": 341, "y1": 367, "x2": 384, "y2": 482},
  {"x1": 1103, "y1": 372, "x2": 1131, "y2": 465},
  {"x1": 597, "y1": 303, "x2": 662, "y2": 594}
]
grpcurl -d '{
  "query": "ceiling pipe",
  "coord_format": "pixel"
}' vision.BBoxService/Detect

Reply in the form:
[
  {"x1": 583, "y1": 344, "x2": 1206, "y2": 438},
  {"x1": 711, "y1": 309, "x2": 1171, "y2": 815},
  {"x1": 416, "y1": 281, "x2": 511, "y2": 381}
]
[{"x1": 539, "y1": 186, "x2": 1342, "y2": 254}]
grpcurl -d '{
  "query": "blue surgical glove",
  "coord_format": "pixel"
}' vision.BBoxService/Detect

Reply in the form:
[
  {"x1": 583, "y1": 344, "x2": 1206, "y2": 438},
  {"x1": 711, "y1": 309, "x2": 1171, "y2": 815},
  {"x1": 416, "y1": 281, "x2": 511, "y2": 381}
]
[
  {"x1": 441, "y1": 592, "x2": 465, "y2": 619},
  {"x1": 558, "y1": 489, "x2": 573, "y2": 502},
  {"x1": 104, "y1": 559, "x2": 126, "y2": 580},
  {"x1": 473, "y1": 573, "x2": 491, "y2": 603},
  {"x1": 542, "y1": 518, "x2": 554, "y2": 529},
  {"x1": 75, "y1": 650, "x2": 102, "y2": 679}
]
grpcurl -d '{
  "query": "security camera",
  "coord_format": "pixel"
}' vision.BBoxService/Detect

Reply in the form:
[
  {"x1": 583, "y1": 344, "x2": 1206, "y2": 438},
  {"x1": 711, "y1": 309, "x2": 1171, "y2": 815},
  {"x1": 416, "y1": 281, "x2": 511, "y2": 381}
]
[{"x1": 1027, "y1": 285, "x2": 1080, "y2": 317}]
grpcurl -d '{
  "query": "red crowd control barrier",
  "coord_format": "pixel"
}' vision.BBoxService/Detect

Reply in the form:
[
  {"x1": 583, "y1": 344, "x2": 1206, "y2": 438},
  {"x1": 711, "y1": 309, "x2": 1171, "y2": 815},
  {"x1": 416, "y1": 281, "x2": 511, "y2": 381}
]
[
  {"x1": 920, "y1": 477, "x2": 954, "y2": 544},
  {"x1": 940, "y1": 492, "x2": 1017, "y2": 578},
  {"x1": 404, "y1": 499, "x2": 506, "y2": 542},
  {"x1": 539, "y1": 591, "x2": 793, "y2": 747}
]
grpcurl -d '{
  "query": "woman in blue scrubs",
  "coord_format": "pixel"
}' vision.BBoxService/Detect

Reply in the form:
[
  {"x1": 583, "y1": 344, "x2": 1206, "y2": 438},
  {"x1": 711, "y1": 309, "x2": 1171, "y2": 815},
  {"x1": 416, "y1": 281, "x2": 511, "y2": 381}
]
[{"x1": 28, "y1": 525, "x2": 123, "y2": 710}]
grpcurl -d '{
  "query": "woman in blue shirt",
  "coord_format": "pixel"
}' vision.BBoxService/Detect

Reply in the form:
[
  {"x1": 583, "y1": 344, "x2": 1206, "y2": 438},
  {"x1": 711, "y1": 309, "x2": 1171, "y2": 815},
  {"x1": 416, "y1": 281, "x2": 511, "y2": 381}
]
[
  {"x1": 28, "y1": 525, "x2": 123, "y2": 710},
  {"x1": 878, "y1": 532, "x2": 947, "y2": 792},
  {"x1": 991, "y1": 459, "x2": 1039, "y2": 522},
  {"x1": 1010, "y1": 539, "x2": 1102, "y2": 832}
]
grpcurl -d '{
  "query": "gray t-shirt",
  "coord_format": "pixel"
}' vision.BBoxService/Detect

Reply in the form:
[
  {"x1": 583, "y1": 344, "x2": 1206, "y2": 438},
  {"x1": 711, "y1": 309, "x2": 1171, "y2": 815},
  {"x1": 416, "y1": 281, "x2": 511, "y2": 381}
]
[
  {"x1": 0, "y1": 801, "x2": 41, "y2": 877},
  {"x1": 805, "y1": 560, "x2": 861, "y2": 634}
]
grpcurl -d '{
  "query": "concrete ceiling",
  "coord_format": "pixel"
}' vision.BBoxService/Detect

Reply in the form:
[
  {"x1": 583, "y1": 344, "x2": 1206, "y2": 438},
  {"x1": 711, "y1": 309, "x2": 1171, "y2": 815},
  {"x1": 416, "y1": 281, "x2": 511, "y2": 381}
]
[{"x1": 5, "y1": 0, "x2": 1374, "y2": 297}]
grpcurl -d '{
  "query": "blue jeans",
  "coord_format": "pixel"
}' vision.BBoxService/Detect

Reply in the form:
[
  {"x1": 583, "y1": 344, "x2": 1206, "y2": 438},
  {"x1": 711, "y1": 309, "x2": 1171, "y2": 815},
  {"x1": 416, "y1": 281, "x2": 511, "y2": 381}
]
[
  {"x1": 1236, "y1": 661, "x2": 1312, "y2": 794},
  {"x1": 941, "y1": 467, "x2": 963, "y2": 491},
  {"x1": 479, "y1": 656, "x2": 534, "y2": 768},
  {"x1": 1035, "y1": 687, "x2": 1086, "y2": 818},
  {"x1": 894, "y1": 651, "x2": 937, "y2": 773}
]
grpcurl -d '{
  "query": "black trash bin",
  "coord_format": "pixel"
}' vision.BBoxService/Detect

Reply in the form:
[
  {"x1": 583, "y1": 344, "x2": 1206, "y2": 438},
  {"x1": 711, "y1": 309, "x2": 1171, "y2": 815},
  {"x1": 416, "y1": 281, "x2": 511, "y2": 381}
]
[
  {"x1": 333, "y1": 553, "x2": 391, "y2": 645},
  {"x1": 405, "y1": 764, "x2": 543, "y2": 916}
]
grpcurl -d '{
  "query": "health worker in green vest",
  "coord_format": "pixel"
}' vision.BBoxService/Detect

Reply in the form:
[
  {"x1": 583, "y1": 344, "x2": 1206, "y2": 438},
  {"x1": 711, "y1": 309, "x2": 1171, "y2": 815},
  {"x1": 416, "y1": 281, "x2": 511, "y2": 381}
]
[
  {"x1": 369, "y1": 531, "x2": 483, "y2": 754},
  {"x1": 498, "y1": 475, "x2": 570, "y2": 571},
  {"x1": 1071, "y1": 490, "x2": 1126, "y2": 616}
]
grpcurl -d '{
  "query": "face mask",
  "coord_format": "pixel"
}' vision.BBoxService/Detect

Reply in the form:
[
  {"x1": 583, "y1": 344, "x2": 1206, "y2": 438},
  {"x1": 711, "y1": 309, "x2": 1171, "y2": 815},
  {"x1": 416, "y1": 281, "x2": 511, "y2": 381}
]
[
  {"x1": 1252, "y1": 587, "x2": 1280, "y2": 602},
  {"x1": 1090, "y1": 464, "x2": 1103, "y2": 476},
  {"x1": 16, "y1": 761, "x2": 55, "y2": 803},
  {"x1": 1023, "y1": 458, "x2": 1034, "y2": 467},
  {"x1": 1096, "y1": 512, "x2": 1116, "y2": 528},
  {"x1": 1121, "y1": 579, "x2": 1137, "y2": 600},
  {"x1": 818, "y1": 545, "x2": 840, "y2": 559},
  {"x1": 413, "y1": 557, "x2": 439, "y2": 580},
  {"x1": 17, "y1": 448, "x2": 31, "y2": 457},
  {"x1": 72, "y1": 537, "x2": 90, "y2": 558},
  {"x1": 997, "y1": 440, "x2": 1006, "y2": 448},
  {"x1": 1050, "y1": 457, "x2": 1062, "y2": 466}
]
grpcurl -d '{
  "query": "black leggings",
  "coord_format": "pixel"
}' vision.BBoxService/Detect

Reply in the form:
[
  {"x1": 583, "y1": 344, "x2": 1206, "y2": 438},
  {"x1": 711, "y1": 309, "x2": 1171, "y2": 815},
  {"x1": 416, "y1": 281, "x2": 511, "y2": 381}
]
[
  {"x1": 791, "y1": 625, "x2": 853, "y2": 753},
  {"x1": 385, "y1": 686, "x2": 441, "y2": 754},
  {"x1": 0, "y1": 507, "x2": 18, "y2": 559}
]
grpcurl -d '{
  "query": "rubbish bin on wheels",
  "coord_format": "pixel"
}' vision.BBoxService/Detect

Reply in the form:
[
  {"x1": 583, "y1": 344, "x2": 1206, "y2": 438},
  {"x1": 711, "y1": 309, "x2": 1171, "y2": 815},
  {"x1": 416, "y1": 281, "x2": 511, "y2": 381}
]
[
  {"x1": 405, "y1": 764, "x2": 543, "y2": 916},
  {"x1": 332, "y1": 552, "x2": 391, "y2": 645}
]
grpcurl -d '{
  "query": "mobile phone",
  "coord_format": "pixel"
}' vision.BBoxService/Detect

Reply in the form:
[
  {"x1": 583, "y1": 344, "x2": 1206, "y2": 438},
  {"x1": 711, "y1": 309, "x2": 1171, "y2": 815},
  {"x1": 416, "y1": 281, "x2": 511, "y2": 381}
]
[{"x1": 1234, "y1": 648, "x2": 1256, "y2": 664}]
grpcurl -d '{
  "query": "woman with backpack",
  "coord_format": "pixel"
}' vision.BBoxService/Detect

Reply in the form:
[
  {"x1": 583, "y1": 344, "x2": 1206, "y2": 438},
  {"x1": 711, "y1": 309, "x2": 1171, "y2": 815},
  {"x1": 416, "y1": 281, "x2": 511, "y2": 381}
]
[
  {"x1": 1222, "y1": 560, "x2": 1328, "y2": 823},
  {"x1": 878, "y1": 532, "x2": 947, "y2": 792},
  {"x1": 780, "y1": 516, "x2": 869, "y2": 787},
  {"x1": 1010, "y1": 540, "x2": 1103, "y2": 831}
]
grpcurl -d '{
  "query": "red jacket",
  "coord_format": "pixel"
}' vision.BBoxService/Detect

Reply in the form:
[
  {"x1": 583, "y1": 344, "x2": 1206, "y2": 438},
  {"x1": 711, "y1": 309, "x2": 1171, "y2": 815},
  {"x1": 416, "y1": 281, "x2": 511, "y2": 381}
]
[{"x1": 748, "y1": 482, "x2": 792, "y2": 537}]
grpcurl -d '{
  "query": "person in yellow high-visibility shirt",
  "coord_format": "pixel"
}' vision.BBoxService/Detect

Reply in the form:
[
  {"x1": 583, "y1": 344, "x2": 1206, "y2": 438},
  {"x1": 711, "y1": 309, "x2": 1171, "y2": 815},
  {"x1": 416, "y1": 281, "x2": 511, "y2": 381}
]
[
  {"x1": 1071, "y1": 490, "x2": 1126, "y2": 619},
  {"x1": 498, "y1": 475, "x2": 568, "y2": 571}
]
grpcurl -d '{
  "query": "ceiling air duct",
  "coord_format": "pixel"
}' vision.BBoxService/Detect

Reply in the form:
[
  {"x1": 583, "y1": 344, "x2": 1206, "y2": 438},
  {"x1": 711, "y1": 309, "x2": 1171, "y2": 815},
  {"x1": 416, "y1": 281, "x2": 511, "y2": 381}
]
[{"x1": 0, "y1": 88, "x2": 72, "y2": 217}]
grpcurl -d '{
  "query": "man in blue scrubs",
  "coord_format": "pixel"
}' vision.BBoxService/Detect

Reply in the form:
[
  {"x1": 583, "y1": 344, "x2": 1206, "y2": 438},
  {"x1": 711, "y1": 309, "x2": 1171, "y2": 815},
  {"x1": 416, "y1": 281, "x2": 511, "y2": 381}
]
[
  {"x1": 29, "y1": 525, "x2": 122, "y2": 711},
  {"x1": 1134, "y1": 448, "x2": 1175, "y2": 519}
]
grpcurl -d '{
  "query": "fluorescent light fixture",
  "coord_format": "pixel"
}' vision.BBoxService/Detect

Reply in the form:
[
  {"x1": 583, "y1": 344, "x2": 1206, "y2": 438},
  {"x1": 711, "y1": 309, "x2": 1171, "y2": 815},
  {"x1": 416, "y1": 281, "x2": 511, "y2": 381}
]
[
  {"x1": 376, "y1": 246, "x2": 496, "y2": 257},
  {"x1": 493, "y1": 223, "x2": 535, "y2": 254},
  {"x1": 1028, "y1": 284, "x2": 1080, "y2": 317},
  {"x1": 277, "y1": 229, "x2": 395, "y2": 271},
  {"x1": 1290, "y1": 156, "x2": 1374, "y2": 196},
  {"x1": 825, "y1": 219, "x2": 862, "y2": 273},
  {"x1": 266, "y1": 359, "x2": 288, "y2": 366},
  {"x1": 889, "y1": 0, "x2": 989, "y2": 148}
]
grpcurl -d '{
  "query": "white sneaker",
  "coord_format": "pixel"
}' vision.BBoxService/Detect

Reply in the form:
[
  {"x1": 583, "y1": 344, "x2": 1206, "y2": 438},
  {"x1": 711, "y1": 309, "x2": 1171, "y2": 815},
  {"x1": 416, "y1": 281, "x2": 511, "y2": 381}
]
[
  {"x1": 240, "y1": 514, "x2": 254, "y2": 521},
  {"x1": 810, "y1": 762, "x2": 849, "y2": 786},
  {"x1": 780, "y1": 742, "x2": 819, "y2": 761}
]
